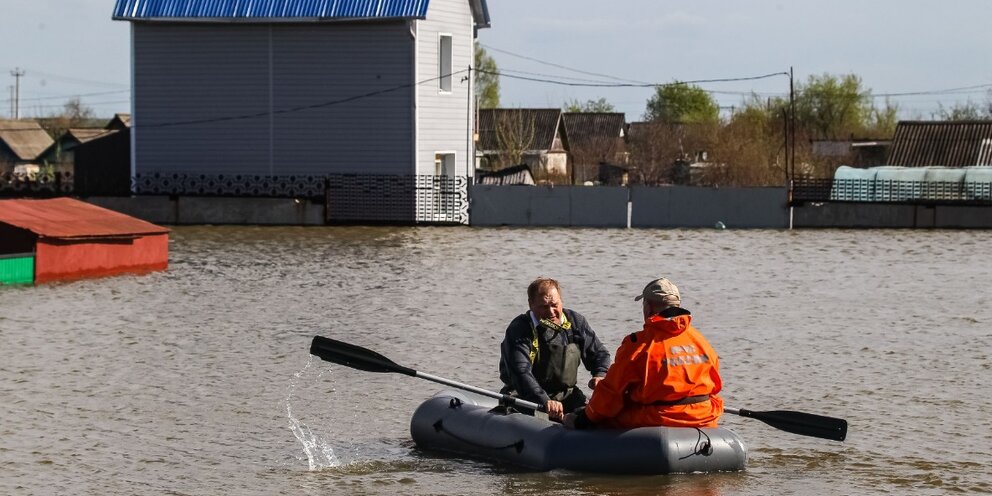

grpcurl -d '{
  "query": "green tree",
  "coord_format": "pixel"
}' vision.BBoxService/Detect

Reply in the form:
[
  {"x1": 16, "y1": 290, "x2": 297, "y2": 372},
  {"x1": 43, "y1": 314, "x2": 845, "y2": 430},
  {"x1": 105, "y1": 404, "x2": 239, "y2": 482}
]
[
  {"x1": 564, "y1": 97, "x2": 616, "y2": 113},
  {"x1": 643, "y1": 82, "x2": 719, "y2": 123},
  {"x1": 937, "y1": 100, "x2": 985, "y2": 120},
  {"x1": 474, "y1": 42, "x2": 499, "y2": 109},
  {"x1": 793, "y1": 73, "x2": 873, "y2": 139},
  {"x1": 869, "y1": 98, "x2": 899, "y2": 136}
]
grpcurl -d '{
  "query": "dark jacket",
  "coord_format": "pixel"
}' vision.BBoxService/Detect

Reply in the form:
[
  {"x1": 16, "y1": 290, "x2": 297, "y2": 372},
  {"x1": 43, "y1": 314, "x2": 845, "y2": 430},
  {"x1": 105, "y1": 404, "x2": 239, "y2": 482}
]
[{"x1": 498, "y1": 309, "x2": 611, "y2": 404}]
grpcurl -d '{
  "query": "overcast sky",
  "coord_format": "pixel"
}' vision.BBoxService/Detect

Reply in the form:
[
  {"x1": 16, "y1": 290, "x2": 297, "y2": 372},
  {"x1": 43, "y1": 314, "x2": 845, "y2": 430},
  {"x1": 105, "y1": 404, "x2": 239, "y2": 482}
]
[{"x1": 2, "y1": 0, "x2": 990, "y2": 121}]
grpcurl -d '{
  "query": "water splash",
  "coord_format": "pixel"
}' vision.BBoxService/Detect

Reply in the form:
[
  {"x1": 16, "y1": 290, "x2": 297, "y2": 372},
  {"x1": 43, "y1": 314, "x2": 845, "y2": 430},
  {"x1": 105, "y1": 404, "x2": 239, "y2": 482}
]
[{"x1": 287, "y1": 355, "x2": 340, "y2": 471}]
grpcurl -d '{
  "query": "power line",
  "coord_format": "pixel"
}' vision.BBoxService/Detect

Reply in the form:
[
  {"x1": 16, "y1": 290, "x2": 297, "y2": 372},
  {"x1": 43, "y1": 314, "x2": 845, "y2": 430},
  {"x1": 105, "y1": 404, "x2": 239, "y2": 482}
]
[
  {"x1": 26, "y1": 70, "x2": 129, "y2": 89},
  {"x1": 0, "y1": 89, "x2": 131, "y2": 103},
  {"x1": 145, "y1": 69, "x2": 470, "y2": 129},
  {"x1": 481, "y1": 44, "x2": 653, "y2": 85},
  {"x1": 478, "y1": 68, "x2": 790, "y2": 88}
]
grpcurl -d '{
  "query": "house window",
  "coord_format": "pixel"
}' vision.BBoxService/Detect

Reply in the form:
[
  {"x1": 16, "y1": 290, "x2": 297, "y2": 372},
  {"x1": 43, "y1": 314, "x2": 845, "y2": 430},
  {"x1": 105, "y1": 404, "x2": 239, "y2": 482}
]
[
  {"x1": 435, "y1": 153, "x2": 456, "y2": 176},
  {"x1": 439, "y1": 35, "x2": 452, "y2": 92}
]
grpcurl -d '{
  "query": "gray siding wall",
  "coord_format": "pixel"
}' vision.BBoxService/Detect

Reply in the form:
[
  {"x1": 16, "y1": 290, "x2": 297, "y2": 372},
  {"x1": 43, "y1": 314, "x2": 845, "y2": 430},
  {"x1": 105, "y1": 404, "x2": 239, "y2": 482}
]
[
  {"x1": 470, "y1": 186, "x2": 789, "y2": 228},
  {"x1": 132, "y1": 22, "x2": 415, "y2": 176},
  {"x1": 415, "y1": 0, "x2": 475, "y2": 176}
]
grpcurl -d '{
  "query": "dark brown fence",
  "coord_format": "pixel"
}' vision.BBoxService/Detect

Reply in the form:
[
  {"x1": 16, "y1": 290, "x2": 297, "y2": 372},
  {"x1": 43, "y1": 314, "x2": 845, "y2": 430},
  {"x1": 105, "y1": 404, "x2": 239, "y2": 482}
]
[{"x1": 0, "y1": 171, "x2": 74, "y2": 198}]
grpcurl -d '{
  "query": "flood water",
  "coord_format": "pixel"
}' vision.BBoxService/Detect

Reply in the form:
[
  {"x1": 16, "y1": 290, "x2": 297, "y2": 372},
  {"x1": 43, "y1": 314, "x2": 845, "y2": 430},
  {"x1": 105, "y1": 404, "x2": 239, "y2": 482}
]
[{"x1": 2, "y1": 226, "x2": 991, "y2": 495}]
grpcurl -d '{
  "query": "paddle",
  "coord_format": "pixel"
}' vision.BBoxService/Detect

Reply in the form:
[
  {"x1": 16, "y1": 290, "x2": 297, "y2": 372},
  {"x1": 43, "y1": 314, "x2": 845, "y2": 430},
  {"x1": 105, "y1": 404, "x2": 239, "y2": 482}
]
[
  {"x1": 724, "y1": 407, "x2": 847, "y2": 441},
  {"x1": 309, "y1": 335, "x2": 544, "y2": 413}
]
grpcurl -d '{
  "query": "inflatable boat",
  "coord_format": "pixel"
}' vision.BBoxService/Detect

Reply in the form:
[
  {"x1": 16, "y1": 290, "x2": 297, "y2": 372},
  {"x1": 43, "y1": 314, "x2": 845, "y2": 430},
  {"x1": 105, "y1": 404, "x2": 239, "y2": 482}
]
[{"x1": 410, "y1": 390, "x2": 748, "y2": 474}]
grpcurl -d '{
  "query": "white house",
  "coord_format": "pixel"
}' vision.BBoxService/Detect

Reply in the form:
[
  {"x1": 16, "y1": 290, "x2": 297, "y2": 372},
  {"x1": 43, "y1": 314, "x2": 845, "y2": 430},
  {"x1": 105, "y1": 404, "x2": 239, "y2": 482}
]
[{"x1": 112, "y1": 0, "x2": 489, "y2": 223}]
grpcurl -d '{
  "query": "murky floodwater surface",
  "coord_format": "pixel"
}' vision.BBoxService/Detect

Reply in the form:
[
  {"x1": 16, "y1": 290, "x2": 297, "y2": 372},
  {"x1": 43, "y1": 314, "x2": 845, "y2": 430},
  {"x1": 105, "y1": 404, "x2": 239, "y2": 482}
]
[{"x1": 2, "y1": 226, "x2": 990, "y2": 495}]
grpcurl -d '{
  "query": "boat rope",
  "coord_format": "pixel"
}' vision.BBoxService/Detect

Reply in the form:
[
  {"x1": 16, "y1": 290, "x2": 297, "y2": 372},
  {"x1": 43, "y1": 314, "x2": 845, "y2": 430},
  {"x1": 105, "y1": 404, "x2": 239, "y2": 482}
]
[
  {"x1": 678, "y1": 427, "x2": 714, "y2": 459},
  {"x1": 431, "y1": 419, "x2": 526, "y2": 454}
]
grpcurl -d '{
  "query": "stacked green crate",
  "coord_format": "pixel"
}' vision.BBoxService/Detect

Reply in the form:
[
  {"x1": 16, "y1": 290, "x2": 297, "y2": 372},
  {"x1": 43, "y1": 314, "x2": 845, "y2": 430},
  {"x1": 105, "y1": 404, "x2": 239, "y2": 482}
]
[{"x1": 0, "y1": 253, "x2": 34, "y2": 285}]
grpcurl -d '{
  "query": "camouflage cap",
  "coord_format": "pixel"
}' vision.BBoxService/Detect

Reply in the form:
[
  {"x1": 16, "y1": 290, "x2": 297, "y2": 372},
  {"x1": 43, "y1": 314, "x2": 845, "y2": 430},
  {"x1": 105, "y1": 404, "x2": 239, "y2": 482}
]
[{"x1": 634, "y1": 278, "x2": 681, "y2": 306}]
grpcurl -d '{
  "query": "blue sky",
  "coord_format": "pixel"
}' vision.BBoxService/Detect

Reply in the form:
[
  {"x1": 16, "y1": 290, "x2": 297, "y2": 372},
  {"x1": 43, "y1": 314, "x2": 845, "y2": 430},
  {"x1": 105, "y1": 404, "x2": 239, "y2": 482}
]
[{"x1": 2, "y1": 0, "x2": 990, "y2": 121}]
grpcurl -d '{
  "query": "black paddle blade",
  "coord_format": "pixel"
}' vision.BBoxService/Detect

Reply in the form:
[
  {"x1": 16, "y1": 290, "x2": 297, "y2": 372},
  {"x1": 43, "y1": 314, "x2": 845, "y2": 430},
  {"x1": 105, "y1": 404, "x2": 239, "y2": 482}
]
[
  {"x1": 309, "y1": 335, "x2": 415, "y2": 376},
  {"x1": 737, "y1": 408, "x2": 847, "y2": 441}
]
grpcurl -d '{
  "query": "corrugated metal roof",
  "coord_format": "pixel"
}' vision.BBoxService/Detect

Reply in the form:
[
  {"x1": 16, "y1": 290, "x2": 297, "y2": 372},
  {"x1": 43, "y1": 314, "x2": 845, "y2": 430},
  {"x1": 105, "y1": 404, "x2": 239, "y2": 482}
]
[
  {"x1": 562, "y1": 112, "x2": 626, "y2": 149},
  {"x1": 0, "y1": 120, "x2": 55, "y2": 161},
  {"x1": 887, "y1": 120, "x2": 992, "y2": 167},
  {"x1": 113, "y1": 0, "x2": 490, "y2": 27},
  {"x1": 477, "y1": 108, "x2": 562, "y2": 152},
  {"x1": 113, "y1": 0, "x2": 430, "y2": 20},
  {"x1": 476, "y1": 164, "x2": 534, "y2": 185},
  {"x1": 0, "y1": 198, "x2": 169, "y2": 239}
]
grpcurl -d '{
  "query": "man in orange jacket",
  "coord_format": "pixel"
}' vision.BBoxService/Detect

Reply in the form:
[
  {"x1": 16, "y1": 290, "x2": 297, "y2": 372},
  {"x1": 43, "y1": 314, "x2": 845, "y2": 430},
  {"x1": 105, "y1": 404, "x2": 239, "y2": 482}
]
[{"x1": 565, "y1": 277, "x2": 724, "y2": 430}]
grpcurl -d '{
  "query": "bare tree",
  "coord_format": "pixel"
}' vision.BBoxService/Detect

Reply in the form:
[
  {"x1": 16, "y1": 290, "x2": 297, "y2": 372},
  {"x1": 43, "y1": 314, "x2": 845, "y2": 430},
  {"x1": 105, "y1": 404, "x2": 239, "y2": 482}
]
[{"x1": 492, "y1": 111, "x2": 536, "y2": 169}]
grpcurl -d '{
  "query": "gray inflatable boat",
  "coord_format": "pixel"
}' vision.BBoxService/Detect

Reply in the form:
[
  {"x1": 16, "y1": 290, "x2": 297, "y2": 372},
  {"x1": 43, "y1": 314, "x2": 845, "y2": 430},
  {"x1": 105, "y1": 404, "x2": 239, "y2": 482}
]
[{"x1": 410, "y1": 390, "x2": 748, "y2": 474}]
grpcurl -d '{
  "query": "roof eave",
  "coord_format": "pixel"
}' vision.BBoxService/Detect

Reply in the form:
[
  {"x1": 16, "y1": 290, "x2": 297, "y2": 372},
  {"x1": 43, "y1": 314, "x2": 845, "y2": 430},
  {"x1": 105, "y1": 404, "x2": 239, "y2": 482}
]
[{"x1": 470, "y1": 0, "x2": 491, "y2": 28}]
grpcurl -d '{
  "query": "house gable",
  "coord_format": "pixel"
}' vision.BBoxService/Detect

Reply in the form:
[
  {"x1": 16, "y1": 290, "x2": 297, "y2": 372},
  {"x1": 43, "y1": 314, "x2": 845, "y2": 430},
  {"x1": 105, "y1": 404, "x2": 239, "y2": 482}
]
[
  {"x1": 476, "y1": 109, "x2": 563, "y2": 153},
  {"x1": 0, "y1": 120, "x2": 55, "y2": 162}
]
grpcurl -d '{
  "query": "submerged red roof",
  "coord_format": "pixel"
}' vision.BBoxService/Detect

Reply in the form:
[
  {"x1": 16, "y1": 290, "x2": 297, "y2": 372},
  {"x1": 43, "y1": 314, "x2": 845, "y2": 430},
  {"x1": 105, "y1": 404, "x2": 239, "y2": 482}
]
[{"x1": 0, "y1": 198, "x2": 169, "y2": 239}]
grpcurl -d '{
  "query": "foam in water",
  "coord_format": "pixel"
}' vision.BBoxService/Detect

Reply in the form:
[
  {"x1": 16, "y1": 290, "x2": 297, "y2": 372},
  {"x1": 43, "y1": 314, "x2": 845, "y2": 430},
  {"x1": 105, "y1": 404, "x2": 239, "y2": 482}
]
[{"x1": 286, "y1": 355, "x2": 340, "y2": 471}]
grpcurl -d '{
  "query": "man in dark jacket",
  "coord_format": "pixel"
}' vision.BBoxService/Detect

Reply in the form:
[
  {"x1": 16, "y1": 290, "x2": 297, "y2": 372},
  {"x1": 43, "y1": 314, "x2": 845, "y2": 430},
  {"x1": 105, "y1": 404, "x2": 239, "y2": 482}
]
[{"x1": 499, "y1": 277, "x2": 612, "y2": 421}]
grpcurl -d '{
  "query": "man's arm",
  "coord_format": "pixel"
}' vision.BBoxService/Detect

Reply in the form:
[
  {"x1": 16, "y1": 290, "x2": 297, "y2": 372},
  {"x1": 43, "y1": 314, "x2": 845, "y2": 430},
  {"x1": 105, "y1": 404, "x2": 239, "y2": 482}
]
[
  {"x1": 584, "y1": 336, "x2": 639, "y2": 423},
  {"x1": 500, "y1": 317, "x2": 551, "y2": 404}
]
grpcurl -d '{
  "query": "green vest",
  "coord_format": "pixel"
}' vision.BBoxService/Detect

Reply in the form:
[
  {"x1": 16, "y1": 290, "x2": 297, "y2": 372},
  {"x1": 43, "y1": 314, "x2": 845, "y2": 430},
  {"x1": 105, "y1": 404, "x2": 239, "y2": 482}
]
[{"x1": 529, "y1": 316, "x2": 581, "y2": 398}]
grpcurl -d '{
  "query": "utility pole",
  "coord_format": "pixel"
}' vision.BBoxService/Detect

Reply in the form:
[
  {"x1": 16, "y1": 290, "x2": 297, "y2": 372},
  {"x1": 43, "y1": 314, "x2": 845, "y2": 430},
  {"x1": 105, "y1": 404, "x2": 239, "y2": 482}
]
[
  {"x1": 10, "y1": 68, "x2": 25, "y2": 119},
  {"x1": 7, "y1": 85, "x2": 13, "y2": 119}
]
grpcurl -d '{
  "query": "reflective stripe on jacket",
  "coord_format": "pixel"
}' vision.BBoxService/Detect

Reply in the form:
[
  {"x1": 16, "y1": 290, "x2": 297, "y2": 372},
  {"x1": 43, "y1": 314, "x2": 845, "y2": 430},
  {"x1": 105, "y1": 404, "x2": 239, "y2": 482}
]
[{"x1": 584, "y1": 307, "x2": 723, "y2": 428}]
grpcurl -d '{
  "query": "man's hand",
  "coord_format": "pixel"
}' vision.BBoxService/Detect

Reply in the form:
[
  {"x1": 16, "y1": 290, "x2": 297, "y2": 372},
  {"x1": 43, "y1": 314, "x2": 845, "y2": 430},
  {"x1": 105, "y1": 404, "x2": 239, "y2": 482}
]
[
  {"x1": 563, "y1": 412, "x2": 577, "y2": 429},
  {"x1": 544, "y1": 399, "x2": 564, "y2": 421},
  {"x1": 588, "y1": 376, "x2": 603, "y2": 390}
]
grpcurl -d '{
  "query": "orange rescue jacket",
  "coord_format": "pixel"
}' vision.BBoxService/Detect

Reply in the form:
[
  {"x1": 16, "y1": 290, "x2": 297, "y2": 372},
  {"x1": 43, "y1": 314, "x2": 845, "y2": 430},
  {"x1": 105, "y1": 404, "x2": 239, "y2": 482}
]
[{"x1": 585, "y1": 308, "x2": 723, "y2": 428}]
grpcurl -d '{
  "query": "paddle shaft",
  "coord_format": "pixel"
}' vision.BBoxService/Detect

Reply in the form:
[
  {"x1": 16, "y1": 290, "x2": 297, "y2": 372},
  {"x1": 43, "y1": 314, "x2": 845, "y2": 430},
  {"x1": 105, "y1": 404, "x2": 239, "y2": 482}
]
[
  {"x1": 415, "y1": 371, "x2": 543, "y2": 412},
  {"x1": 309, "y1": 335, "x2": 543, "y2": 412}
]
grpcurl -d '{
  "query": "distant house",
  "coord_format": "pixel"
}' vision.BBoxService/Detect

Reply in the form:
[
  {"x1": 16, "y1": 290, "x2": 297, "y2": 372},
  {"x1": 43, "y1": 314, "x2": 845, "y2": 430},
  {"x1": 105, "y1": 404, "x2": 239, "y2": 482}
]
[
  {"x1": 886, "y1": 121, "x2": 992, "y2": 167},
  {"x1": 106, "y1": 113, "x2": 131, "y2": 131},
  {"x1": 811, "y1": 138, "x2": 891, "y2": 168},
  {"x1": 40, "y1": 128, "x2": 114, "y2": 173},
  {"x1": 0, "y1": 120, "x2": 54, "y2": 177},
  {"x1": 476, "y1": 108, "x2": 566, "y2": 180},
  {"x1": 561, "y1": 112, "x2": 627, "y2": 184},
  {"x1": 74, "y1": 128, "x2": 132, "y2": 197},
  {"x1": 475, "y1": 164, "x2": 535, "y2": 185},
  {"x1": 112, "y1": 0, "x2": 490, "y2": 200}
]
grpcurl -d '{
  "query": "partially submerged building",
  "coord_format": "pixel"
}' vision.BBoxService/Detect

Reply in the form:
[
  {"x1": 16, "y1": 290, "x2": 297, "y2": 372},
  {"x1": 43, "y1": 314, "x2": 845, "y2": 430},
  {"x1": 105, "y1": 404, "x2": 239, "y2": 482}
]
[{"x1": 0, "y1": 198, "x2": 169, "y2": 284}]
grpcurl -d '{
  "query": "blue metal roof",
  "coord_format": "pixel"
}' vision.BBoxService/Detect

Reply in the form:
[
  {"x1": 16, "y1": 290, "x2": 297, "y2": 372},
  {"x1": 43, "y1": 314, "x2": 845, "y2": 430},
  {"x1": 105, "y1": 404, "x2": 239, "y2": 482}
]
[{"x1": 112, "y1": 0, "x2": 432, "y2": 21}]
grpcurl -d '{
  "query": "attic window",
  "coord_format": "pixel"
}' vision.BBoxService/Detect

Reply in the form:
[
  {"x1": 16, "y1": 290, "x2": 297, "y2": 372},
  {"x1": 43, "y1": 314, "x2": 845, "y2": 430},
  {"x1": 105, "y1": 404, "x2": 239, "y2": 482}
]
[{"x1": 439, "y1": 35, "x2": 452, "y2": 92}]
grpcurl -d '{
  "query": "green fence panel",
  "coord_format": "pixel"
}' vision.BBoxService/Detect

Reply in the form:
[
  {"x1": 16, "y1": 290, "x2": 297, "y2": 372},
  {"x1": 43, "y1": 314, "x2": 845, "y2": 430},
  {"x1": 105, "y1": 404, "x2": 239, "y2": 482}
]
[{"x1": 0, "y1": 254, "x2": 34, "y2": 285}]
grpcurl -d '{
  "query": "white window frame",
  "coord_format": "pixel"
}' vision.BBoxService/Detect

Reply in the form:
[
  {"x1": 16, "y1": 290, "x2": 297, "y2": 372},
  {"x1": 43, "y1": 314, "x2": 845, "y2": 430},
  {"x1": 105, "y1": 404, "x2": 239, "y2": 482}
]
[
  {"x1": 435, "y1": 152, "x2": 457, "y2": 176},
  {"x1": 438, "y1": 33, "x2": 453, "y2": 93}
]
